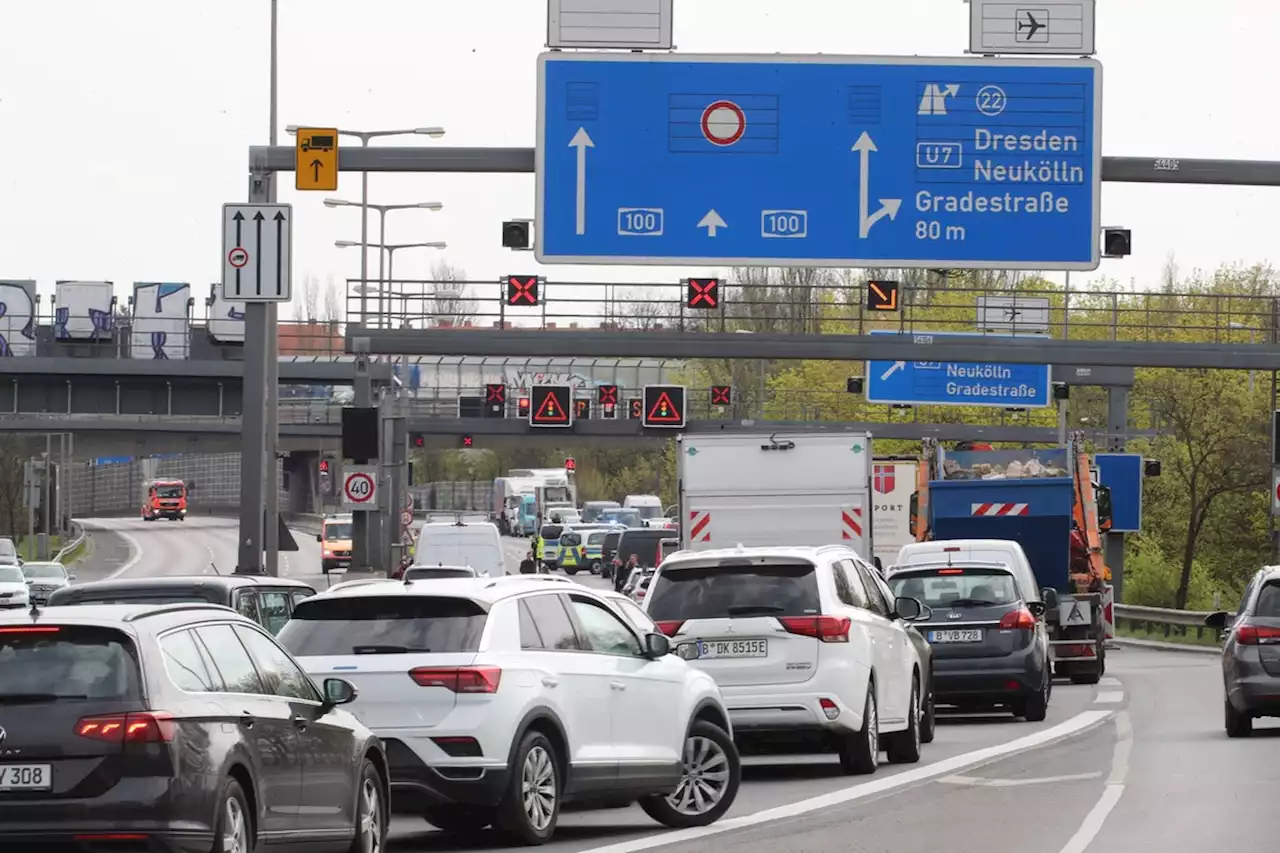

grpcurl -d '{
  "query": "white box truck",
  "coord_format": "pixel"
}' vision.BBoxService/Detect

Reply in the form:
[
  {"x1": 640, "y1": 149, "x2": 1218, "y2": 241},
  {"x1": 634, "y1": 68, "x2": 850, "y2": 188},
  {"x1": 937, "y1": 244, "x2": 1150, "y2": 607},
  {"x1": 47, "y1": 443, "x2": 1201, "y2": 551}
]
[
  {"x1": 871, "y1": 457, "x2": 918, "y2": 569},
  {"x1": 676, "y1": 431, "x2": 875, "y2": 562}
]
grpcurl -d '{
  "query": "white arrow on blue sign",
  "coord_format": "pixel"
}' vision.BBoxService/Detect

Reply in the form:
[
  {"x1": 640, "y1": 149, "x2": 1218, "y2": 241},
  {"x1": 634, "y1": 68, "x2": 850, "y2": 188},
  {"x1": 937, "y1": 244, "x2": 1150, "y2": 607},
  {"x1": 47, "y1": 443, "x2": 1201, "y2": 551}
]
[{"x1": 865, "y1": 330, "x2": 1051, "y2": 408}]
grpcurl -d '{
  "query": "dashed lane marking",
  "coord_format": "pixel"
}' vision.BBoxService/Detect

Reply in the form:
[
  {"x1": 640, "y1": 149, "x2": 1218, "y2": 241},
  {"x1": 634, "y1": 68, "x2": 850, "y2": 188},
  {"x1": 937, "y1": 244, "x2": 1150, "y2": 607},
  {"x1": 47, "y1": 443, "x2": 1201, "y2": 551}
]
[
  {"x1": 1057, "y1": 711, "x2": 1130, "y2": 853},
  {"x1": 1093, "y1": 691, "x2": 1125, "y2": 704},
  {"x1": 1099, "y1": 677, "x2": 1122, "y2": 689},
  {"x1": 576, "y1": 710, "x2": 1114, "y2": 853}
]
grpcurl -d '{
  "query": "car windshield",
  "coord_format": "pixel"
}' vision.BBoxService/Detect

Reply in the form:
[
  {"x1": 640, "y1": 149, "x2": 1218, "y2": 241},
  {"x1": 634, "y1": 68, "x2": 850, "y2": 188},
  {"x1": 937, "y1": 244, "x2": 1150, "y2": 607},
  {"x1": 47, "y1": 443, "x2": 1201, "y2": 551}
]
[
  {"x1": 323, "y1": 523, "x2": 353, "y2": 540},
  {"x1": 279, "y1": 595, "x2": 488, "y2": 656},
  {"x1": 647, "y1": 562, "x2": 822, "y2": 621},
  {"x1": 154, "y1": 485, "x2": 184, "y2": 498},
  {"x1": 887, "y1": 567, "x2": 1020, "y2": 607},
  {"x1": 50, "y1": 589, "x2": 218, "y2": 606},
  {"x1": 0, "y1": 540, "x2": 15, "y2": 557},
  {"x1": 0, "y1": 566, "x2": 25, "y2": 584},
  {"x1": 587, "y1": 531, "x2": 609, "y2": 546},
  {"x1": 560, "y1": 532, "x2": 582, "y2": 546},
  {"x1": 602, "y1": 510, "x2": 643, "y2": 527},
  {"x1": 541, "y1": 525, "x2": 563, "y2": 539},
  {"x1": 404, "y1": 567, "x2": 476, "y2": 580},
  {"x1": 22, "y1": 563, "x2": 66, "y2": 580},
  {"x1": 0, "y1": 625, "x2": 142, "y2": 702},
  {"x1": 631, "y1": 504, "x2": 663, "y2": 520}
]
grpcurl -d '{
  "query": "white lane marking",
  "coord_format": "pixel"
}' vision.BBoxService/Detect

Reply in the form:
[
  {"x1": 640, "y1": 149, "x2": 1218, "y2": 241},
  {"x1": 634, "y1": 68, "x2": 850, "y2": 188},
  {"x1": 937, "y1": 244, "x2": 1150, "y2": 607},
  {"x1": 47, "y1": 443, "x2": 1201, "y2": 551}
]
[
  {"x1": 1057, "y1": 711, "x2": 1131, "y2": 853},
  {"x1": 105, "y1": 525, "x2": 144, "y2": 579},
  {"x1": 1098, "y1": 677, "x2": 1122, "y2": 689},
  {"x1": 577, "y1": 710, "x2": 1113, "y2": 853},
  {"x1": 1093, "y1": 691, "x2": 1125, "y2": 704},
  {"x1": 940, "y1": 772, "x2": 1103, "y2": 787}
]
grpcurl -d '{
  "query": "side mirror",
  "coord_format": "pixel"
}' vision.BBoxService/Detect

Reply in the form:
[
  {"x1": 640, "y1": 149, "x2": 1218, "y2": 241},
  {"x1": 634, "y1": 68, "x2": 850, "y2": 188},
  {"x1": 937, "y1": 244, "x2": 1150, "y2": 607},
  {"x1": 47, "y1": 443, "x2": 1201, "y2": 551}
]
[
  {"x1": 68, "y1": 573, "x2": 76, "y2": 581},
  {"x1": 894, "y1": 596, "x2": 923, "y2": 621},
  {"x1": 1027, "y1": 601, "x2": 1047, "y2": 618},
  {"x1": 1042, "y1": 588, "x2": 1059, "y2": 610},
  {"x1": 323, "y1": 677, "x2": 358, "y2": 706},
  {"x1": 644, "y1": 632, "x2": 671, "y2": 658},
  {"x1": 315, "y1": 534, "x2": 323, "y2": 543},
  {"x1": 1204, "y1": 611, "x2": 1229, "y2": 630}
]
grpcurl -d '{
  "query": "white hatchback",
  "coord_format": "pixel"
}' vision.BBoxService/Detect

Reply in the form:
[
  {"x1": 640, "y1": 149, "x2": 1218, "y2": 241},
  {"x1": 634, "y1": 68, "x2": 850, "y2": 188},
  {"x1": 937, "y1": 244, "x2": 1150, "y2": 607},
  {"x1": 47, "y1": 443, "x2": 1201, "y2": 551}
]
[
  {"x1": 642, "y1": 545, "x2": 928, "y2": 774},
  {"x1": 277, "y1": 575, "x2": 741, "y2": 845}
]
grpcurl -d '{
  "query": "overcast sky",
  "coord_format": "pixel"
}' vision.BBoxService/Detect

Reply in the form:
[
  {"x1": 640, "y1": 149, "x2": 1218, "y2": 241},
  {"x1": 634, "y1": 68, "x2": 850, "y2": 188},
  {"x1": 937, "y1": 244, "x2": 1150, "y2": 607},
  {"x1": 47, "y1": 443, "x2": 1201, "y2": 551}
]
[{"x1": 0, "y1": 0, "x2": 1273, "y2": 319}]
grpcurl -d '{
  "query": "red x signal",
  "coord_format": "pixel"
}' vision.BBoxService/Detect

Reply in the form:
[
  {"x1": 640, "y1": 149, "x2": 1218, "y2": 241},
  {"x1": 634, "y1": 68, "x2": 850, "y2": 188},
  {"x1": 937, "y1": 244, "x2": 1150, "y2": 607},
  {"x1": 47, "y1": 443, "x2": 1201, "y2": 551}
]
[
  {"x1": 485, "y1": 383, "x2": 506, "y2": 404},
  {"x1": 597, "y1": 384, "x2": 619, "y2": 407},
  {"x1": 686, "y1": 278, "x2": 720, "y2": 309},
  {"x1": 506, "y1": 275, "x2": 539, "y2": 306},
  {"x1": 711, "y1": 385, "x2": 732, "y2": 406}
]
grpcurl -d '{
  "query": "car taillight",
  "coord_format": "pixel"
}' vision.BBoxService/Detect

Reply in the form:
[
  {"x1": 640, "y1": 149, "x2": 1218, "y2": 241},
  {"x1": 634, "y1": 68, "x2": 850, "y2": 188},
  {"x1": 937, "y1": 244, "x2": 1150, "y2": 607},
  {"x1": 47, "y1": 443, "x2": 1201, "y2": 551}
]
[
  {"x1": 76, "y1": 712, "x2": 175, "y2": 743},
  {"x1": 1236, "y1": 624, "x2": 1280, "y2": 645},
  {"x1": 937, "y1": 568, "x2": 963, "y2": 575},
  {"x1": 0, "y1": 626, "x2": 61, "y2": 634},
  {"x1": 408, "y1": 666, "x2": 502, "y2": 693},
  {"x1": 655, "y1": 620, "x2": 684, "y2": 636},
  {"x1": 999, "y1": 607, "x2": 1037, "y2": 630},
  {"x1": 780, "y1": 615, "x2": 851, "y2": 643}
]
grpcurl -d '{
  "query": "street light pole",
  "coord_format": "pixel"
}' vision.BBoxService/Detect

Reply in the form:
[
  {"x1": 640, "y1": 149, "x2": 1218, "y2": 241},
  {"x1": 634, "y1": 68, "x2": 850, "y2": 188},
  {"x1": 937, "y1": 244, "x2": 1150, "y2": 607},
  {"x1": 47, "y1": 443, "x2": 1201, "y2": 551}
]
[
  {"x1": 264, "y1": 0, "x2": 281, "y2": 574},
  {"x1": 324, "y1": 200, "x2": 443, "y2": 326}
]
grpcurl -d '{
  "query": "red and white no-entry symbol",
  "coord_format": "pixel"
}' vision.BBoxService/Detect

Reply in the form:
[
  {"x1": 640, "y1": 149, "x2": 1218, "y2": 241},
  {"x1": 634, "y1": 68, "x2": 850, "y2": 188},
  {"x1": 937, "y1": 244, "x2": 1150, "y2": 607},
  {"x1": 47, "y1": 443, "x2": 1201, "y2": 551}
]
[
  {"x1": 343, "y1": 471, "x2": 376, "y2": 506},
  {"x1": 701, "y1": 100, "x2": 746, "y2": 146},
  {"x1": 228, "y1": 247, "x2": 249, "y2": 268}
]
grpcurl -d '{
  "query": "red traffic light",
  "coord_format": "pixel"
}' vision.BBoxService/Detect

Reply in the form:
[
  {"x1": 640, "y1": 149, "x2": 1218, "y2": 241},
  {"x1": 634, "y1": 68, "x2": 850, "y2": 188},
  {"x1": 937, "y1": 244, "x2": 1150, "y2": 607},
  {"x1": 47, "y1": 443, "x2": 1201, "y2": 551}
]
[
  {"x1": 565, "y1": 457, "x2": 576, "y2": 472},
  {"x1": 517, "y1": 397, "x2": 530, "y2": 416},
  {"x1": 411, "y1": 434, "x2": 425, "y2": 448},
  {"x1": 318, "y1": 459, "x2": 330, "y2": 473}
]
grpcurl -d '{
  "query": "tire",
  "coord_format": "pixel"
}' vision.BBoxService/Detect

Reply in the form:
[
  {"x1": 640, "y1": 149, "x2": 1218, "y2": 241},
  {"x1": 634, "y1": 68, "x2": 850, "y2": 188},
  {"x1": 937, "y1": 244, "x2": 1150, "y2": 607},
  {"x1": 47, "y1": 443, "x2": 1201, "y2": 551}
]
[
  {"x1": 1225, "y1": 697, "x2": 1253, "y2": 738},
  {"x1": 494, "y1": 730, "x2": 561, "y2": 845},
  {"x1": 639, "y1": 720, "x2": 740, "y2": 828},
  {"x1": 920, "y1": 674, "x2": 937, "y2": 745},
  {"x1": 422, "y1": 805, "x2": 494, "y2": 834},
  {"x1": 884, "y1": 676, "x2": 922, "y2": 764},
  {"x1": 591, "y1": 562, "x2": 602, "y2": 575},
  {"x1": 210, "y1": 777, "x2": 253, "y2": 853},
  {"x1": 347, "y1": 759, "x2": 387, "y2": 853},
  {"x1": 563, "y1": 566, "x2": 579, "y2": 576},
  {"x1": 1019, "y1": 669, "x2": 1051, "y2": 722},
  {"x1": 837, "y1": 681, "x2": 879, "y2": 775}
]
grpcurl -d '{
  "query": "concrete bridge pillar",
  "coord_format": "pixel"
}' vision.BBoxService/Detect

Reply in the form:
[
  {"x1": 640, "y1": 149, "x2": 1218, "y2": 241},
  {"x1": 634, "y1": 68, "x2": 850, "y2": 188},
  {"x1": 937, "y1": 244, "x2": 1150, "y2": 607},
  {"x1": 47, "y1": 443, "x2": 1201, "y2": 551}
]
[{"x1": 284, "y1": 452, "x2": 318, "y2": 514}]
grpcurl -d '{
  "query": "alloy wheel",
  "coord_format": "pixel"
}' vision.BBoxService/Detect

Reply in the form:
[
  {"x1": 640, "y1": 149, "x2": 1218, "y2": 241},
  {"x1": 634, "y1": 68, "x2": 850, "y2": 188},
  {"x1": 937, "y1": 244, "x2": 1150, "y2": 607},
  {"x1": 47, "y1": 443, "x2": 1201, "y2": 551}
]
[
  {"x1": 867, "y1": 691, "x2": 880, "y2": 767},
  {"x1": 359, "y1": 777, "x2": 382, "y2": 853},
  {"x1": 521, "y1": 745, "x2": 557, "y2": 831},
  {"x1": 223, "y1": 795, "x2": 248, "y2": 853},
  {"x1": 668, "y1": 735, "x2": 732, "y2": 816}
]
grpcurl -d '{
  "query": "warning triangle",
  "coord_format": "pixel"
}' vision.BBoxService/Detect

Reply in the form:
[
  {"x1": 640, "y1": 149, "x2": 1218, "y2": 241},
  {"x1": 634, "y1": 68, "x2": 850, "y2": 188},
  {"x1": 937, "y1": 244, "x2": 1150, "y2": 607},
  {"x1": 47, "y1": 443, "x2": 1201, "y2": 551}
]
[
  {"x1": 646, "y1": 391, "x2": 684, "y2": 423},
  {"x1": 534, "y1": 390, "x2": 569, "y2": 423}
]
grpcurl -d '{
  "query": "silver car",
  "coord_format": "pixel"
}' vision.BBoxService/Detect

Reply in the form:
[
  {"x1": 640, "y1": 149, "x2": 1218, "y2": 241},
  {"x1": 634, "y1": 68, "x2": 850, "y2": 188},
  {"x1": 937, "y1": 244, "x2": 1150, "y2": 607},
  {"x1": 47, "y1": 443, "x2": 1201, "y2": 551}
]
[
  {"x1": 1205, "y1": 566, "x2": 1280, "y2": 737},
  {"x1": 21, "y1": 561, "x2": 75, "y2": 603}
]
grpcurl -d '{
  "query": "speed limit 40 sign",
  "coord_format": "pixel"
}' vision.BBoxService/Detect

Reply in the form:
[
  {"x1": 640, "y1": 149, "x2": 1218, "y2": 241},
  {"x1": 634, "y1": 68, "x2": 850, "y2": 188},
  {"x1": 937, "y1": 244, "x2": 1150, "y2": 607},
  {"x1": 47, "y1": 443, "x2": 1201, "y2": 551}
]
[{"x1": 341, "y1": 466, "x2": 379, "y2": 511}]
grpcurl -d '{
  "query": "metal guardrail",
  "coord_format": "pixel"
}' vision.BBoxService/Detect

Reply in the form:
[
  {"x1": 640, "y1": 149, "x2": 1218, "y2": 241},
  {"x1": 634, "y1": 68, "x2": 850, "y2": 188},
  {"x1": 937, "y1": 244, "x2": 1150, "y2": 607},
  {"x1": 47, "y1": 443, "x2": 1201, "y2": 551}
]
[
  {"x1": 54, "y1": 522, "x2": 86, "y2": 563},
  {"x1": 1113, "y1": 602, "x2": 1222, "y2": 644}
]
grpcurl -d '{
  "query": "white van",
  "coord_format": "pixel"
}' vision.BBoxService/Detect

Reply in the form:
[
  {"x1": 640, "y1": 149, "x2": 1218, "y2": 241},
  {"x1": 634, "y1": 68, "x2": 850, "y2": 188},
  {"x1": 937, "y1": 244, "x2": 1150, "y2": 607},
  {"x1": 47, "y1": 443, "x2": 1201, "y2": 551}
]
[
  {"x1": 893, "y1": 538, "x2": 1044, "y2": 604},
  {"x1": 622, "y1": 494, "x2": 664, "y2": 521},
  {"x1": 413, "y1": 520, "x2": 506, "y2": 577}
]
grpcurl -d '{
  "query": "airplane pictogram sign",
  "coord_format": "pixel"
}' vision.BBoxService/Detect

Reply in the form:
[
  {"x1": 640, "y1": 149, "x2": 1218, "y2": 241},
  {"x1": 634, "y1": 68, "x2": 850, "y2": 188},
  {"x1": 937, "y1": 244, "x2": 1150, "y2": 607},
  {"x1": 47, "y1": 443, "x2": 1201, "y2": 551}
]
[
  {"x1": 711, "y1": 385, "x2": 732, "y2": 406},
  {"x1": 686, "y1": 278, "x2": 720, "y2": 309},
  {"x1": 529, "y1": 385, "x2": 573, "y2": 427},
  {"x1": 642, "y1": 385, "x2": 687, "y2": 428},
  {"x1": 506, "y1": 275, "x2": 540, "y2": 306}
]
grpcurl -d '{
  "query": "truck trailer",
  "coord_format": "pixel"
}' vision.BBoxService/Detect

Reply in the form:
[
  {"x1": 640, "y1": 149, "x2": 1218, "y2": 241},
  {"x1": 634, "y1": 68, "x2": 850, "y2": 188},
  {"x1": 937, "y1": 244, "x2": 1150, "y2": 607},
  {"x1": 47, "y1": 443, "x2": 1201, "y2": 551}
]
[
  {"x1": 676, "y1": 431, "x2": 875, "y2": 563},
  {"x1": 913, "y1": 436, "x2": 1111, "y2": 684}
]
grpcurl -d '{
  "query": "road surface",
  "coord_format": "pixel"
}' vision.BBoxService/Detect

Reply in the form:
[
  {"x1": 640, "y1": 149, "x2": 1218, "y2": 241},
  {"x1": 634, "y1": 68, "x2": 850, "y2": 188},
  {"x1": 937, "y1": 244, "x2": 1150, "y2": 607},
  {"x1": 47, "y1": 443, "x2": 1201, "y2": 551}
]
[{"x1": 72, "y1": 517, "x2": 1277, "y2": 853}]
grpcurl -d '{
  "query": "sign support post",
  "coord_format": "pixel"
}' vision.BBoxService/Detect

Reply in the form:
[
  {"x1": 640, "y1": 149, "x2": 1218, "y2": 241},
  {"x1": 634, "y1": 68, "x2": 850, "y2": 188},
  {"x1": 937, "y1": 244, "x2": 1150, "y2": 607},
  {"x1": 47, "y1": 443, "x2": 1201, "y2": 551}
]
[
  {"x1": 1104, "y1": 386, "x2": 1129, "y2": 602},
  {"x1": 350, "y1": 345, "x2": 376, "y2": 572},
  {"x1": 389, "y1": 415, "x2": 409, "y2": 572}
]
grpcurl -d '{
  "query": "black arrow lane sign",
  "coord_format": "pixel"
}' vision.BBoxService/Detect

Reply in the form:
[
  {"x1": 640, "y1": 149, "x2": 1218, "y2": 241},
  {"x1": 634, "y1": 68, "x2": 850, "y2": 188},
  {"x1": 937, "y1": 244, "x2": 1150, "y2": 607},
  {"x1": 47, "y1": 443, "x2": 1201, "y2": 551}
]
[
  {"x1": 274, "y1": 211, "x2": 286, "y2": 297},
  {"x1": 253, "y1": 211, "x2": 265, "y2": 296},
  {"x1": 311, "y1": 159, "x2": 323, "y2": 183},
  {"x1": 232, "y1": 211, "x2": 244, "y2": 296}
]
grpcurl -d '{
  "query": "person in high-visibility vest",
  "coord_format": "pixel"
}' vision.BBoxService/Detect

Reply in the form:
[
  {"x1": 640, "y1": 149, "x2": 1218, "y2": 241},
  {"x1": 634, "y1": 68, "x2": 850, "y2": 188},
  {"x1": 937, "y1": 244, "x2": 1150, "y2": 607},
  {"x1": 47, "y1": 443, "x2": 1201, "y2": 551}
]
[{"x1": 533, "y1": 534, "x2": 545, "y2": 569}]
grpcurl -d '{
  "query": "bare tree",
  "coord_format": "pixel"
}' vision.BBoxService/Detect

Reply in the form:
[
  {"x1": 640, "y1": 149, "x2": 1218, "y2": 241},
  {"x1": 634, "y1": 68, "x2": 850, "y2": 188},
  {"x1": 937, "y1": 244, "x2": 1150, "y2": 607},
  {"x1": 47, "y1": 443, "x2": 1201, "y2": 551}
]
[
  {"x1": 0, "y1": 437, "x2": 31, "y2": 538},
  {"x1": 426, "y1": 260, "x2": 477, "y2": 326},
  {"x1": 615, "y1": 287, "x2": 680, "y2": 331},
  {"x1": 294, "y1": 274, "x2": 320, "y2": 322},
  {"x1": 321, "y1": 275, "x2": 343, "y2": 324}
]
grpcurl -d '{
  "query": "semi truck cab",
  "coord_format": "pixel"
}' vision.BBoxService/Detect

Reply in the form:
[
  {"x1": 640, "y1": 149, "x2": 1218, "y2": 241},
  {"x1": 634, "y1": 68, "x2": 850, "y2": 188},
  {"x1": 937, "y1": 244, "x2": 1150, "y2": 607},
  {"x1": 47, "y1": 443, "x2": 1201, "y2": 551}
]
[{"x1": 141, "y1": 479, "x2": 187, "y2": 521}]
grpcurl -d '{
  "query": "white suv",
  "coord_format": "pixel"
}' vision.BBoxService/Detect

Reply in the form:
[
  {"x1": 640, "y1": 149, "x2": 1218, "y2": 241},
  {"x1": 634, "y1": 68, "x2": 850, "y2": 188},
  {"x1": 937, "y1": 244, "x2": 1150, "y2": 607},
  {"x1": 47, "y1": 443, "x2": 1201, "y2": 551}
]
[
  {"x1": 642, "y1": 545, "x2": 928, "y2": 774},
  {"x1": 277, "y1": 575, "x2": 741, "y2": 845}
]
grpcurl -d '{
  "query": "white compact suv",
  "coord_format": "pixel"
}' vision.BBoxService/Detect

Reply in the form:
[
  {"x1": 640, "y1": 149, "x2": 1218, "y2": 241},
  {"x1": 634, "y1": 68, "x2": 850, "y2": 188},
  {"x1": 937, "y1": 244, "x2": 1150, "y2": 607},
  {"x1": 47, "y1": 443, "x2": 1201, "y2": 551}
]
[
  {"x1": 642, "y1": 545, "x2": 928, "y2": 774},
  {"x1": 277, "y1": 575, "x2": 741, "y2": 845}
]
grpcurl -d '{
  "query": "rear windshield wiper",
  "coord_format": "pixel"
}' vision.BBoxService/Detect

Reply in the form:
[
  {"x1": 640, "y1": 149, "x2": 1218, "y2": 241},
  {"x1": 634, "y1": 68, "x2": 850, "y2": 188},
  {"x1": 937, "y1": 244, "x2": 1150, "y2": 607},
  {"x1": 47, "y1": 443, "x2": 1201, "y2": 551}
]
[
  {"x1": 944, "y1": 598, "x2": 998, "y2": 607},
  {"x1": 0, "y1": 693, "x2": 90, "y2": 704},
  {"x1": 351, "y1": 645, "x2": 432, "y2": 654},
  {"x1": 726, "y1": 604, "x2": 786, "y2": 616}
]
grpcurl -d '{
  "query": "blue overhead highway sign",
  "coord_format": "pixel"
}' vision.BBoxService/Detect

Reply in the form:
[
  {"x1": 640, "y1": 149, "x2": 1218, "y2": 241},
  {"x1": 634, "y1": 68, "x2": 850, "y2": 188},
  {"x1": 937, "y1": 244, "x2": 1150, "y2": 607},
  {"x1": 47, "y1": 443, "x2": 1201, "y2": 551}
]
[
  {"x1": 865, "y1": 330, "x2": 1052, "y2": 408},
  {"x1": 536, "y1": 53, "x2": 1102, "y2": 269}
]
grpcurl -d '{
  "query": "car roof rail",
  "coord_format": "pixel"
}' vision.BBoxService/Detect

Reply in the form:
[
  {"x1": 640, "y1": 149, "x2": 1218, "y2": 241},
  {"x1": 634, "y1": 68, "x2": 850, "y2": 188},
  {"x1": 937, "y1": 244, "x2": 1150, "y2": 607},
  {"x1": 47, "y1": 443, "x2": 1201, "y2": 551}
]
[
  {"x1": 484, "y1": 574, "x2": 575, "y2": 589},
  {"x1": 122, "y1": 603, "x2": 238, "y2": 622}
]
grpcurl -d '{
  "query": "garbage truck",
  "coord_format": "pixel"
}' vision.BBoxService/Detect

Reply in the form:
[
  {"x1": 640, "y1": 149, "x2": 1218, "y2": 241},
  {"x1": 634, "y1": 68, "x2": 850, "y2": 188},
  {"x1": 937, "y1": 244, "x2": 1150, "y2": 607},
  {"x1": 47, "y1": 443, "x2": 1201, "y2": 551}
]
[{"x1": 911, "y1": 433, "x2": 1112, "y2": 684}]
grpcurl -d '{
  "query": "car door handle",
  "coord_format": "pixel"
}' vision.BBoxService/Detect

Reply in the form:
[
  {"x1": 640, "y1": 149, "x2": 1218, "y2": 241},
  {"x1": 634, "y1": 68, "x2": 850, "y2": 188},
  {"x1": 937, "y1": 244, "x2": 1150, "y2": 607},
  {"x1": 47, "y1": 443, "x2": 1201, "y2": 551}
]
[
  {"x1": 541, "y1": 677, "x2": 559, "y2": 688},
  {"x1": 610, "y1": 681, "x2": 626, "y2": 691},
  {"x1": 238, "y1": 713, "x2": 255, "y2": 729},
  {"x1": 291, "y1": 716, "x2": 308, "y2": 731}
]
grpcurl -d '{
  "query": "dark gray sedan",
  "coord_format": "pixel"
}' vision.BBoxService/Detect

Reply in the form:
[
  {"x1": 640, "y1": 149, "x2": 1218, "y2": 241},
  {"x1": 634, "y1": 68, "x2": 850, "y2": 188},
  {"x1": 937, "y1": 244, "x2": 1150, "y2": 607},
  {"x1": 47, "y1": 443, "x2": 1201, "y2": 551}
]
[{"x1": 1205, "y1": 566, "x2": 1280, "y2": 737}]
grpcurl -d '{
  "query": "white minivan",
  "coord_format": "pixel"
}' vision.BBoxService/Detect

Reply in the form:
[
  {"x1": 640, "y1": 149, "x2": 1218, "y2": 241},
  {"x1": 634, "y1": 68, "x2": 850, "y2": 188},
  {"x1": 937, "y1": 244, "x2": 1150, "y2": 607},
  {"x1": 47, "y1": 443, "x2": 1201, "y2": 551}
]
[
  {"x1": 623, "y1": 494, "x2": 664, "y2": 522},
  {"x1": 413, "y1": 519, "x2": 506, "y2": 577},
  {"x1": 893, "y1": 539, "x2": 1043, "y2": 604}
]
